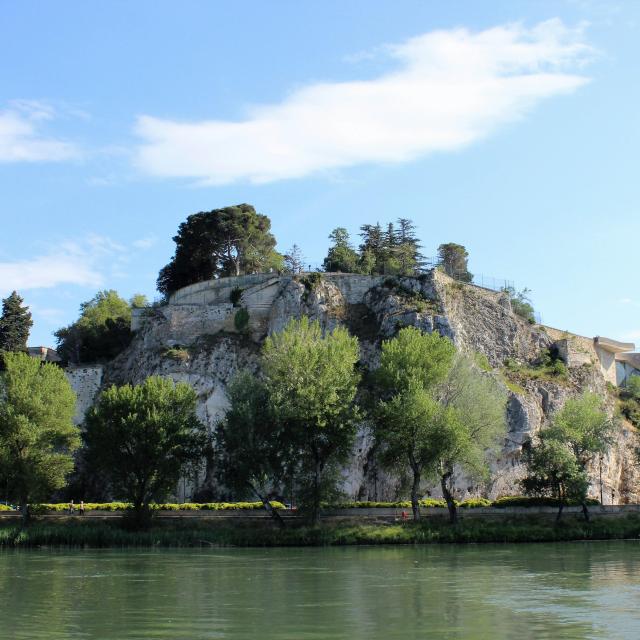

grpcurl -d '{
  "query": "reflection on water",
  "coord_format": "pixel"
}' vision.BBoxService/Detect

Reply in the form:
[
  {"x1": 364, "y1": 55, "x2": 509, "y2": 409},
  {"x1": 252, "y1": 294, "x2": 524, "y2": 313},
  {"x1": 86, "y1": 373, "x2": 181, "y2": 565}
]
[{"x1": 1, "y1": 542, "x2": 639, "y2": 639}]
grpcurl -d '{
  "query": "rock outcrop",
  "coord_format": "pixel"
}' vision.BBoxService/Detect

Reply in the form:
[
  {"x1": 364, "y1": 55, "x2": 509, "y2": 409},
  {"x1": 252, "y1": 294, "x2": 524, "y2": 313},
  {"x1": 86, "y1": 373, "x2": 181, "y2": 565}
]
[{"x1": 81, "y1": 270, "x2": 638, "y2": 503}]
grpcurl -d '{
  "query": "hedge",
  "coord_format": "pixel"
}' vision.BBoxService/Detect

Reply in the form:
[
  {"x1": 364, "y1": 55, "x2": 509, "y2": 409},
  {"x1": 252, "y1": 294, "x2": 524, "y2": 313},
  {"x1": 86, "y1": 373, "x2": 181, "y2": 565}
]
[{"x1": 30, "y1": 501, "x2": 286, "y2": 513}]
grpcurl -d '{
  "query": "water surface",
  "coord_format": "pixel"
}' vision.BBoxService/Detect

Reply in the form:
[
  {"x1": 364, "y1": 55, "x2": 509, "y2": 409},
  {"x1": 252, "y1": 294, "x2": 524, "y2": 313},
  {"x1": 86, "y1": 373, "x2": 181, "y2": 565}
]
[{"x1": 1, "y1": 542, "x2": 639, "y2": 639}]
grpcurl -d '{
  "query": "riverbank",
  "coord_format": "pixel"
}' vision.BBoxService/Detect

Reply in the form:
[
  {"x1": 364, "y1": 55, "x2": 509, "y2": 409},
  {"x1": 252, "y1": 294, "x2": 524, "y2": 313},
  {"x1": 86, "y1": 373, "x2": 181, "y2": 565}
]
[{"x1": 2, "y1": 514, "x2": 640, "y2": 548}]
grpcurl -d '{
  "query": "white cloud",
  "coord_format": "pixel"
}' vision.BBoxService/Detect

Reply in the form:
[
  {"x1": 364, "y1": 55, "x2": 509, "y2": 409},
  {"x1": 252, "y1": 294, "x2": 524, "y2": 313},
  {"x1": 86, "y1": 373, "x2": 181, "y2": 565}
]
[
  {"x1": 0, "y1": 234, "x2": 132, "y2": 296},
  {"x1": 134, "y1": 19, "x2": 593, "y2": 185},
  {"x1": 132, "y1": 235, "x2": 157, "y2": 250},
  {"x1": 0, "y1": 253, "x2": 102, "y2": 295},
  {"x1": 0, "y1": 101, "x2": 81, "y2": 163}
]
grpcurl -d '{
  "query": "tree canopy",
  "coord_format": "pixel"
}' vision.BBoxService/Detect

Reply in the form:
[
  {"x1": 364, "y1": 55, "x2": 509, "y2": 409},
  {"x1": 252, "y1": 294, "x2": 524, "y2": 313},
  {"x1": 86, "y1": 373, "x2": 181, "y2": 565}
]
[
  {"x1": 83, "y1": 376, "x2": 206, "y2": 527},
  {"x1": 262, "y1": 317, "x2": 360, "y2": 524},
  {"x1": 0, "y1": 352, "x2": 80, "y2": 520},
  {"x1": 0, "y1": 291, "x2": 33, "y2": 353},
  {"x1": 374, "y1": 327, "x2": 506, "y2": 522},
  {"x1": 437, "y1": 243, "x2": 472, "y2": 282},
  {"x1": 157, "y1": 204, "x2": 282, "y2": 296},
  {"x1": 55, "y1": 290, "x2": 142, "y2": 364}
]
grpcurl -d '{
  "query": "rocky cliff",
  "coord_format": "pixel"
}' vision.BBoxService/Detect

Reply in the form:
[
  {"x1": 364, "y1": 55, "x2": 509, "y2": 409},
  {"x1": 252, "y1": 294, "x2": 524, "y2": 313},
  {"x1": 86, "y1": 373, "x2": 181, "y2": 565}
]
[{"x1": 95, "y1": 270, "x2": 638, "y2": 503}]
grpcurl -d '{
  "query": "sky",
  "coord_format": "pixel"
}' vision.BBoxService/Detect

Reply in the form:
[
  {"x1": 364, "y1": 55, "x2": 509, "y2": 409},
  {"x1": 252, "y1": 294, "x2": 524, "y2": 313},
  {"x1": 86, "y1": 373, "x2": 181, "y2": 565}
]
[{"x1": 1, "y1": 0, "x2": 639, "y2": 347}]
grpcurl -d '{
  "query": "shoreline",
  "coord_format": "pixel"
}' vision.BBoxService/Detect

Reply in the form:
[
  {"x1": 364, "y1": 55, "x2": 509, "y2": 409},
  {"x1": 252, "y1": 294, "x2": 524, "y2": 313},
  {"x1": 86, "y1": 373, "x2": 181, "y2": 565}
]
[{"x1": 2, "y1": 514, "x2": 640, "y2": 549}]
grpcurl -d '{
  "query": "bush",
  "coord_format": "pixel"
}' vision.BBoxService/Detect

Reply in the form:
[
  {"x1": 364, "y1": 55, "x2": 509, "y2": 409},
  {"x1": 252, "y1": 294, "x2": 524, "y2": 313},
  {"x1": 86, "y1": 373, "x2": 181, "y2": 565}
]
[
  {"x1": 459, "y1": 498, "x2": 492, "y2": 508},
  {"x1": 0, "y1": 504, "x2": 14, "y2": 512},
  {"x1": 31, "y1": 501, "x2": 286, "y2": 512},
  {"x1": 163, "y1": 347, "x2": 190, "y2": 363},
  {"x1": 230, "y1": 287, "x2": 243, "y2": 306},
  {"x1": 492, "y1": 495, "x2": 599, "y2": 508},
  {"x1": 234, "y1": 308, "x2": 250, "y2": 332}
]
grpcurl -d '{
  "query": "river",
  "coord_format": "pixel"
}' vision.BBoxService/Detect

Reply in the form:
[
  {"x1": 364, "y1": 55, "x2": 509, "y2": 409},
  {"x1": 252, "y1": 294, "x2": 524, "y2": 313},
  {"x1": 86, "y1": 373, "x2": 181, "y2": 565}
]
[{"x1": 1, "y1": 541, "x2": 639, "y2": 639}]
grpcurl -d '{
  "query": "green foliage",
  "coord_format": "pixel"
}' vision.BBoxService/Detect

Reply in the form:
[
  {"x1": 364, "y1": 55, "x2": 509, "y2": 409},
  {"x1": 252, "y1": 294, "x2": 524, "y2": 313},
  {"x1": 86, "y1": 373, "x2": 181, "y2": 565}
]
[
  {"x1": 157, "y1": 203, "x2": 281, "y2": 296},
  {"x1": 217, "y1": 371, "x2": 295, "y2": 520},
  {"x1": 437, "y1": 243, "x2": 472, "y2": 282},
  {"x1": 522, "y1": 393, "x2": 613, "y2": 518},
  {"x1": 30, "y1": 501, "x2": 286, "y2": 512},
  {"x1": 0, "y1": 352, "x2": 80, "y2": 511},
  {"x1": 377, "y1": 326, "x2": 455, "y2": 394},
  {"x1": 502, "y1": 350, "x2": 569, "y2": 386},
  {"x1": 299, "y1": 272, "x2": 323, "y2": 301},
  {"x1": 619, "y1": 376, "x2": 640, "y2": 428},
  {"x1": 262, "y1": 317, "x2": 360, "y2": 524},
  {"x1": 163, "y1": 347, "x2": 190, "y2": 363},
  {"x1": 382, "y1": 278, "x2": 438, "y2": 313},
  {"x1": 4, "y1": 514, "x2": 639, "y2": 548},
  {"x1": 0, "y1": 504, "x2": 14, "y2": 511},
  {"x1": 83, "y1": 376, "x2": 206, "y2": 527},
  {"x1": 234, "y1": 307, "x2": 250, "y2": 332},
  {"x1": 358, "y1": 219, "x2": 424, "y2": 276},
  {"x1": 230, "y1": 287, "x2": 243, "y2": 306},
  {"x1": 55, "y1": 290, "x2": 135, "y2": 364},
  {"x1": 0, "y1": 291, "x2": 32, "y2": 353},
  {"x1": 492, "y1": 495, "x2": 599, "y2": 508},
  {"x1": 283, "y1": 244, "x2": 304, "y2": 274},
  {"x1": 503, "y1": 286, "x2": 535, "y2": 322},
  {"x1": 474, "y1": 352, "x2": 492, "y2": 372},
  {"x1": 323, "y1": 228, "x2": 360, "y2": 273}
]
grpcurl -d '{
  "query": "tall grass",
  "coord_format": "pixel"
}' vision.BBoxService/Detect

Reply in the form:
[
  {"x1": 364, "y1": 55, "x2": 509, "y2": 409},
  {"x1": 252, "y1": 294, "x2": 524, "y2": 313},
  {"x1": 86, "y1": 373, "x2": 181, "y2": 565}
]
[{"x1": 2, "y1": 515, "x2": 640, "y2": 548}]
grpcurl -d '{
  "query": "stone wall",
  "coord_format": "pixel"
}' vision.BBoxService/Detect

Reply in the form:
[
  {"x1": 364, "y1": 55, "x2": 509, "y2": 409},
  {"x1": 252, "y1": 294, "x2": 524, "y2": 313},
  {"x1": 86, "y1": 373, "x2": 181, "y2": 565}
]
[{"x1": 65, "y1": 365, "x2": 104, "y2": 425}]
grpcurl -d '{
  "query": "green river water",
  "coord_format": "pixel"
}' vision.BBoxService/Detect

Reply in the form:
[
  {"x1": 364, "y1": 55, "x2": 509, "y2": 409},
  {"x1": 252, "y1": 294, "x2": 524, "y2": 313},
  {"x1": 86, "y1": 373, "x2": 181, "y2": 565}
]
[{"x1": 1, "y1": 541, "x2": 639, "y2": 639}]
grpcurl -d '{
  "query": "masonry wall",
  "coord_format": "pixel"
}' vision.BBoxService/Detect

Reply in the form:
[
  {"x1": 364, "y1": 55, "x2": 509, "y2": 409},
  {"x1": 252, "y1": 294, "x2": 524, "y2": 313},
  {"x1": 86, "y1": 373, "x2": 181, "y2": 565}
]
[{"x1": 65, "y1": 365, "x2": 104, "y2": 425}]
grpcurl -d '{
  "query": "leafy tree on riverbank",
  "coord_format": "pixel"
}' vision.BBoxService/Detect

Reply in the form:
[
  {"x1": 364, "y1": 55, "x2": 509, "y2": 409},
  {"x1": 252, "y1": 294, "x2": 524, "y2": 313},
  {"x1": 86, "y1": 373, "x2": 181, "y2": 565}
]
[
  {"x1": 374, "y1": 328, "x2": 506, "y2": 523},
  {"x1": 217, "y1": 371, "x2": 296, "y2": 526},
  {"x1": 0, "y1": 352, "x2": 79, "y2": 522},
  {"x1": 437, "y1": 243, "x2": 472, "y2": 282},
  {"x1": 374, "y1": 328, "x2": 456, "y2": 521},
  {"x1": 262, "y1": 317, "x2": 360, "y2": 525},
  {"x1": 535, "y1": 393, "x2": 613, "y2": 522},
  {"x1": 83, "y1": 376, "x2": 206, "y2": 529},
  {"x1": 0, "y1": 291, "x2": 32, "y2": 354}
]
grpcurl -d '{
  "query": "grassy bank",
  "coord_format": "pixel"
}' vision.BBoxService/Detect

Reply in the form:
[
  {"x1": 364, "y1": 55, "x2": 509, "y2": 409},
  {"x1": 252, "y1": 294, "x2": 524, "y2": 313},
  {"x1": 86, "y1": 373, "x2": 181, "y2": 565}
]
[{"x1": 2, "y1": 515, "x2": 640, "y2": 548}]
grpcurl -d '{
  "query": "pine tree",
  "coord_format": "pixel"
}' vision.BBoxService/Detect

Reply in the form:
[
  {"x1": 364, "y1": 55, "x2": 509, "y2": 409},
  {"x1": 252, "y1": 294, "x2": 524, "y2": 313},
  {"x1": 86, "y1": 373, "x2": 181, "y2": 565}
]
[
  {"x1": 284, "y1": 244, "x2": 305, "y2": 274},
  {"x1": 0, "y1": 291, "x2": 33, "y2": 353}
]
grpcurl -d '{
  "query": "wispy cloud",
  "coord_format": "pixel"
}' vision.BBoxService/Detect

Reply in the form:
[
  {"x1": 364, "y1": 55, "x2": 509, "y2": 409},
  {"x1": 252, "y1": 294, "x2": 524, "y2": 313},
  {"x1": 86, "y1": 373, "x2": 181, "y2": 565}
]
[
  {"x1": 0, "y1": 234, "x2": 145, "y2": 296},
  {"x1": 134, "y1": 19, "x2": 593, "y2": 185},
  {"x1": 0, "y1": 100, "x2": 81, "y2": 163}
]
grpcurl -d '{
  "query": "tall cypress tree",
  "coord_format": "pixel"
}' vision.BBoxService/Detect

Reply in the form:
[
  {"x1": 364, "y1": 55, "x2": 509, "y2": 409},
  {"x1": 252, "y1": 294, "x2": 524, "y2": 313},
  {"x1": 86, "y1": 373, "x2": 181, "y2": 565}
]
[{"x1": 0, "y1": 291, "x2": 33, "y2": 352}]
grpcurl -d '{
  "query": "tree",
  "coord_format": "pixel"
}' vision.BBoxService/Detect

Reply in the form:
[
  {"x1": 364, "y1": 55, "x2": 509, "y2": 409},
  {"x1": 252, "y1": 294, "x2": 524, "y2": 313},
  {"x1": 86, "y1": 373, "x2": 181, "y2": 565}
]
[
  {"x1": 0, "y1": 352, "x2": 79, "y2": 522},
  {"x1": 395, "y1": 218, "x2": 424, "y2": 275},
  {"x1": 217, "y1": 371, "x2": 295, "y2": 526},
  {"x1": 262, "y1": 317, "x2": 360, "y2": 525},
  {"x1": 0, "y1": 291, "x2": 33, "y2": 353},
  {"x1": 55, "y1": 290, "x2": 135, "y2": 364},
  {"x1": 437, "y1": 243, "x2": 472, "y2": 282},
  {"x1": 157, "y1": 204, "x2": 281, "y2": 296},
  {"x1": 374, "y1": 329, "x2": 506, "y2": 523},
  {"x1": 433, "y1": 355, "x2": 507, "y2": 523},
  {"x1": 284, "y1": 244, "x2": 305, "y2": 274},
  {"x1": 503, "y1": 286, "x2": 535, "y2": 323},
  {"x1": 541, "y1": 392, "x2": 614, "y2": 521},
  {"x1": 374, "y1": 327, "x2": 456, "y2": 520},
  {"x1": 83, "y1": 376, "x2": 206, "y2": 528},
  {"x1": 521, "y1": 438, "x2": 589, "y2": 523},
  {"x1": 323, "y1": 228, "x2": 359, "y2": 273}
]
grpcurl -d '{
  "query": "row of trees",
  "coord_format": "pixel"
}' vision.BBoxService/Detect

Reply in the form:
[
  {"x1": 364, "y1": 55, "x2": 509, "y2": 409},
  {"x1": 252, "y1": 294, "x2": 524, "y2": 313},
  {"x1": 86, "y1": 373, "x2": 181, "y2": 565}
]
[
  {"x1": 155, "y1": 203, "x2": 474, "y2": 295},
  {"x1": 0, "y1": 317, "x2": 615, "y2": 528}
]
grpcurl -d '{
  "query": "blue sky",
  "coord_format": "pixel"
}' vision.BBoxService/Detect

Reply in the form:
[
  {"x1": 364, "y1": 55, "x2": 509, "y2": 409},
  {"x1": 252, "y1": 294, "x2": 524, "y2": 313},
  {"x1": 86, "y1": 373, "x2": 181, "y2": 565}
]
[{"x1": 1, "y1": 0, "x2": 639, "y2": 347}]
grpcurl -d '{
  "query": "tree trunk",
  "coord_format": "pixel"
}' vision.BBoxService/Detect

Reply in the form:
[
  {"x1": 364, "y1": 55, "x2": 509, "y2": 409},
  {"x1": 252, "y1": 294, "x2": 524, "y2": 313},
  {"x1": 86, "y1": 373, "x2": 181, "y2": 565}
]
[
  {"x1": 250, "y1": 485, "x2": 285, "y2": 529},
  {"x1": 310, "y1": 458, "x2": 322, "y2": 527},
  {"x1": 556, "y1": 500, "x2": 564, "y2": 524},
  {"x1": 581, "y1": 501, "x2": 590, "y2": 523},
  {"x1": 410, "y1": 469, "x2": 421, "y2": 522},
  {"x1": 20, "y1": 501, "x2": 29, "y2": 527},
  {"x1": 440, "y1": 472, "x2": 457, "y2": 525}
]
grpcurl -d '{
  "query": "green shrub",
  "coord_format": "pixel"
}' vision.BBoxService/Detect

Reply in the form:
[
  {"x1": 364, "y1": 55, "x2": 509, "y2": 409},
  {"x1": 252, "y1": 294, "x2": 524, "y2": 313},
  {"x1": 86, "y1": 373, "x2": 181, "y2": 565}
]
[
  {"x1": 230, "y1": 287, "x2": 243, "y2": 306},
  {"x1": 163, "y1": 347, "x2": 190, "y2": 363},
  {"x1": 459, "y1": 498, "x2": 492, "y2": 508},
  {"x1": 30, "y1": 501, "x2": 286, "y2": 512},
  {"x1": 0, "y1": 504, "x2": 14, "y2": 512},
  {"x1": 234, "y1": 308, "x2": 250, "y2": 332},
  {"x1": 492, "y1": 495, "x2": 599, "y2": 508}
]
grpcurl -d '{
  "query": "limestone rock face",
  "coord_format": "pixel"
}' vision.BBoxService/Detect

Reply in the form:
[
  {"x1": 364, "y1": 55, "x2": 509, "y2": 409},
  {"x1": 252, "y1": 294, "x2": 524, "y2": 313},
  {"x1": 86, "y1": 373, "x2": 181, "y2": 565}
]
[{"x1": 70, "y1": 270, "x2": 639, "y2": 503}]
